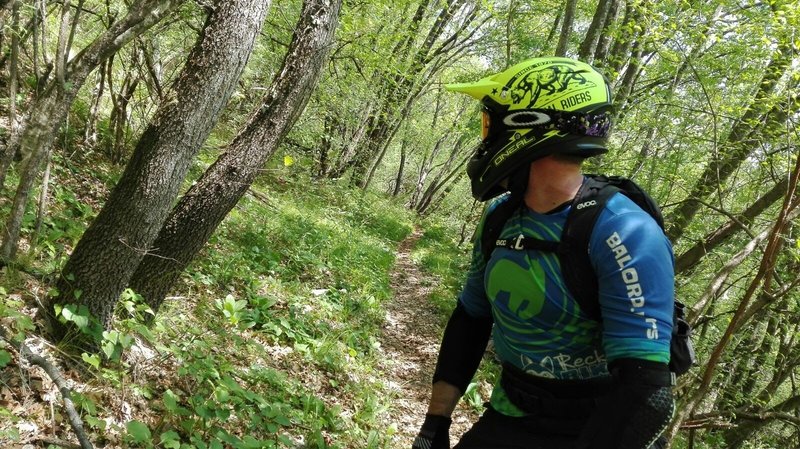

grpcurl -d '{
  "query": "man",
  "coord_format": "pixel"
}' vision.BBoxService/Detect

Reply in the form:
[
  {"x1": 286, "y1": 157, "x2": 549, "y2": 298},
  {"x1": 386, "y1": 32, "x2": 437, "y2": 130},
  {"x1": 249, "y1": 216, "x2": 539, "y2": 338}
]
[{"x1": 412, "y1": 57, "x2": 674, "y2": 449}]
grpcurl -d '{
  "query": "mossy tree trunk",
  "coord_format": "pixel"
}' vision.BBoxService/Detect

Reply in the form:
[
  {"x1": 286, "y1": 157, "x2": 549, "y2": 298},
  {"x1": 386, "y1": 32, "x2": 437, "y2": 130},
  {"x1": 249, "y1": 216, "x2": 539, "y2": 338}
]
[
  {"x1": 577, "y1": 0, "x2": 612, "y2": 63},
  {"x1": 0, "y1": 0, "x2": 186, "y2": 263},
  {"x1": 554, "y1": 0, "x2": 577, "y2": 56},
  {"x1": 127, "y1": 0, "x2": 343, "y2": 315},
  {"x1": 50, "y1": 0, "x2": 270, "y2": 335}
]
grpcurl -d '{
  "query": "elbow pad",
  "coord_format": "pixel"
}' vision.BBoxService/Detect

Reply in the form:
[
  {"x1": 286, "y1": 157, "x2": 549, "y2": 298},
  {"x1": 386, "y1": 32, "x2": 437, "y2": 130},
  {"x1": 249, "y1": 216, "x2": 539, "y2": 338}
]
[
  {"x1": 576, "y1": 359, "x2": 675, "y2": 449},
  {"x1": 431, "y1": 303, "x2": 493, "y2": 394}
]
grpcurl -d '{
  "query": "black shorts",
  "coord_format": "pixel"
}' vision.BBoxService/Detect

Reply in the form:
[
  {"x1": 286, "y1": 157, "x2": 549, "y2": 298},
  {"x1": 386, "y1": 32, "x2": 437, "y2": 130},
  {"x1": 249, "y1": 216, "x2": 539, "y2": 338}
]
[
  {"x1": 454, "y1": 406, "x2": 576, "y2": 449},
  {"x1": 453, "y1": 406, "x2": 668, "y2": 449}
]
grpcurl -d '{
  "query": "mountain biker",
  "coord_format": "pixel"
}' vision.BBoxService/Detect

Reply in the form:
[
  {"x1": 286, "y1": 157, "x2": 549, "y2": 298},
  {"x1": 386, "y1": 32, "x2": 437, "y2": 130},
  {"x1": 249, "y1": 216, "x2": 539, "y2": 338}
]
[{"x1": 412, "y1": 57, "x2": 674, "y2": 449}]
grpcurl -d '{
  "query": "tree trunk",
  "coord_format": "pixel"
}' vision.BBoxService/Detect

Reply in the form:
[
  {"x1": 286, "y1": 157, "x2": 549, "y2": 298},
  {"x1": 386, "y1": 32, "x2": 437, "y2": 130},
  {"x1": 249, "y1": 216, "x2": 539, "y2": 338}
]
[
  {"x1": 392, "y1": 143, "x2": 407, "y2": 197},
  {"x1": 415, "y1": 141, "x2": 471, "y2": 215},
  {"x1": 84, "y1": 62, "x2": 108, "y2": 145},
  {"x1": 504, "y1": 0, "x2": 516, "y2": 68},
  {"x1": 664, "y1": 37, "x2": 794, "y2": 242},
  {"x1": 668, "y1": 154, "x2": 800, "y2": 440},
  {"x1": 127, "y1": 0, "x2": 342, "y2": 314},
  {"x1": 605, "y1": 0, "x2": 639, "y2": 78},
  {"x1": 49, "y1": 0, "x2": 270, "y2": 334},
  {"x1": 0, "y1": 0, "x2": 187, "y2": 263},
  {"x1": 0, "y1": 0, "x2": 20, "y2": 189},
  {"x1": 327, "y1": 102, "x2": 374, "y2": 178},
  {"x1": 592, "y1": 0, "x2": 620, "y2": 64},
  {"x1": 108, "y1": 50, "x2": 142, "y2": 164},
  {"x1": 29, "y1": 150, "x2": 53, "y2": 252},
  {"x1": 554, "y1": 0, "x2": 577, "y2": 57},
  {"x1": 316, "y1": 113, "x2": 337, "y2": 177},
  {"x1": 578, "y1": 0, "x2": 612, "y2": 63},
  {"x1": 675, "y1": 179, "x2": 791, "y2": 273},
  {"x1": 1, "y1": 95, "x2": 71, "y2": 262},
  {"x1": 612, "y1": 38, "x2": 643, "y2": 111},
  {"x1": 348, "y1": 0, "x2": 483, "y2": 187}
]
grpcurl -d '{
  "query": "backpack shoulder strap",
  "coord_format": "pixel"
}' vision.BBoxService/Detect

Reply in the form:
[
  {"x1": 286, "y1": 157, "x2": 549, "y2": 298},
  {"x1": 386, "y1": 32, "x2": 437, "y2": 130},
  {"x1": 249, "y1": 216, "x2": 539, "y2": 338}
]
[
  {"x1": 560, "y1": 175, "x2": 666, "y2": 320},
  {"x1": 559, "y1": 175, "x2": 619, "y2": 320},
  {"x1": 480, "y1": 195, "x2": 523, "y2": 264}
]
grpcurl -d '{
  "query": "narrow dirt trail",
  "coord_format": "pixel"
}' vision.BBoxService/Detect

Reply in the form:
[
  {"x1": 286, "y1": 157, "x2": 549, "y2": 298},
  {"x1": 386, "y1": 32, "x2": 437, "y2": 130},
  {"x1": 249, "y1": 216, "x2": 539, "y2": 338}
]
[{"x1": 380, "y1": 228, "x2": 477, "y2": 448}]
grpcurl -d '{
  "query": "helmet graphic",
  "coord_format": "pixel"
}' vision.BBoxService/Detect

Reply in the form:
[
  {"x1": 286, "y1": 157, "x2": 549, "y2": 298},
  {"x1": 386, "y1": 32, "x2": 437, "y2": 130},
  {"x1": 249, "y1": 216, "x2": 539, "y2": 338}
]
[{"x1": 446, "y1": 57, "x2": 613, "y2": 201}]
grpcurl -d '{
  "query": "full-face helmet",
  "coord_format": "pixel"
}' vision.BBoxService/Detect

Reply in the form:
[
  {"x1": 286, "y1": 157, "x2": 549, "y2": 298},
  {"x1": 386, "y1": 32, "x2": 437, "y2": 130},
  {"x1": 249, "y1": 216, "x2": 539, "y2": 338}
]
[{"x1": 446, "y1": 57, "x2": 613, "y2": 201}]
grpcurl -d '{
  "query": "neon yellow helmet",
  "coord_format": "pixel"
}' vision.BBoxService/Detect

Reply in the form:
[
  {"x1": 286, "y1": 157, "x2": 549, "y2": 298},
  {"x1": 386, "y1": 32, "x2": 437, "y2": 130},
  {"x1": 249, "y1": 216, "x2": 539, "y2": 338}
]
[{"x1": 447, "y1": 57, "x2": 613, "y2": 201}]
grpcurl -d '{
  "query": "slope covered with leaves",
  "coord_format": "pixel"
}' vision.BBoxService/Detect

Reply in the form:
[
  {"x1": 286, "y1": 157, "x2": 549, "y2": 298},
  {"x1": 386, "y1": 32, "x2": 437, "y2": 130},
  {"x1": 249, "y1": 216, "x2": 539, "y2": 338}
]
[{"x1": 0, "y1": 153, "x2": 484, "y2": 448}]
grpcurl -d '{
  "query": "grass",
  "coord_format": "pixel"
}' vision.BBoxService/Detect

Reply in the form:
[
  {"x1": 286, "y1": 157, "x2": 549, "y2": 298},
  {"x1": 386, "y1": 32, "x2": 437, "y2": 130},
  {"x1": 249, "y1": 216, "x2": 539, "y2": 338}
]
[{"x1": 2, "y1": 163, "x2": 478, "y2": 448}]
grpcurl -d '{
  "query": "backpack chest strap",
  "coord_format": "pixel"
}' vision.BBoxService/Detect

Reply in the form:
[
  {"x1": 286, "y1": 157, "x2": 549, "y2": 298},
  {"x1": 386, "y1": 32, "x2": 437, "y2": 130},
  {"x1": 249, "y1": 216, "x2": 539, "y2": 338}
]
[{"x1": 493, "y1": 235, "x2": 559, "y2": 252}]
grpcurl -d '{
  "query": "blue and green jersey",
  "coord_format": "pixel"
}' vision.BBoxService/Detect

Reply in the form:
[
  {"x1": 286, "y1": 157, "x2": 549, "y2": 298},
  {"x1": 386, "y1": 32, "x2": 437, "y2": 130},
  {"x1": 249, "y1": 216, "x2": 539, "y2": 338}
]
[{"x1": 459, "y1": 189, "x2": 674, "y2": 416}]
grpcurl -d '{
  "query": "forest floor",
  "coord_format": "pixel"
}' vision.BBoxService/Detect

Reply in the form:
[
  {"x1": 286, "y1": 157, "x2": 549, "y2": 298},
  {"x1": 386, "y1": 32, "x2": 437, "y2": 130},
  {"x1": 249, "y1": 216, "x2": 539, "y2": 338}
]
[
  {"x1": 380, "y1": 228, "x2": 477, "y2": 448},
  {"x1": 0, "y1": 203, "x2": 483, "y2": 448}
]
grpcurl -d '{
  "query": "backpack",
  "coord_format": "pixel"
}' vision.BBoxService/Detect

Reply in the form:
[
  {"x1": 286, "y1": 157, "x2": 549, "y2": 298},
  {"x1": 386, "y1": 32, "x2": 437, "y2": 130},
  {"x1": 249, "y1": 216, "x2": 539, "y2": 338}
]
[{"x1": 481, "y1": 174, "x2": 696, "y2": 377}]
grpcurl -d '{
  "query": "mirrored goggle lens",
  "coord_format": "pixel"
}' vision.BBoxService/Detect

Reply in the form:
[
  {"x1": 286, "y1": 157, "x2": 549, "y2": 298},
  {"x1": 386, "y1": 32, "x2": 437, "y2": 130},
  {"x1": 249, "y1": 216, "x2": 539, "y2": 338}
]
[
  {"x1": 501, "y1": 109, "x2": 612, "y2": 138},
  {"x1": 481, "y1": 110, "x2": 491, "y2": 140}
]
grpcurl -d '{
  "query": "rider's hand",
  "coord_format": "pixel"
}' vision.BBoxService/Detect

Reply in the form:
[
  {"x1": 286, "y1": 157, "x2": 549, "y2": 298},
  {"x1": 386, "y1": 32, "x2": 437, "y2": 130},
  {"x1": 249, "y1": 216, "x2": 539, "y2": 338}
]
[{"x1": 412, "y1": 414, "x2": 451, "y2": 449}]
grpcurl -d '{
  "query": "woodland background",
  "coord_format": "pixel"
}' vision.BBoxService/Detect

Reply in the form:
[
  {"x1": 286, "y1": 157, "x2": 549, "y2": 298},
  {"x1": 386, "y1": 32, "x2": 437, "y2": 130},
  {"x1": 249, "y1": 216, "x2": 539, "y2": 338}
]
[{"x1": 0, "y1": 0, "x2": 799, "y2": 448}]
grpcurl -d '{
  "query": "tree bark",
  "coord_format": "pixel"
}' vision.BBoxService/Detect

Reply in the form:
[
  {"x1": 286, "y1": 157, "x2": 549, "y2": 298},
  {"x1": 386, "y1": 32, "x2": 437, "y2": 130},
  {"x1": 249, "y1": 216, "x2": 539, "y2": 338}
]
[
  {"x1": 0, "y1": 0, "x2": 186, "y2": 263},
  {"x1": 605, "y1": 0, "x2": 639, "y2": 78},
  {"x1": 612, "y1": 37, "x2": 643, "y2": 111},
  {"x1": 30, "y1": 151, "x2": 53, "y2": 251},
  {"x1": 504, "y1": 0, "x2": 515, "y2": 68},
  {"x1": 127, "y1": 0, "x2": 342, "y2": 314},
  {"x1": 578, "y1": 0, "x2": 612, "y2": 63},
  {"x1": 592, "y1": 0, "x2": 620, "y2": 64},
  {"x1": 107, "y1": 50, "x2": 142, "y2": 164},
  {"x1": 49, "y1": 0, "x2": 269, "y2": 334},
  {"x1": 83, "y1": 62, "x2": 108, "y2": 145},
  {"x1": 554, "y1": 0, "x2": 577, "y2": 57},
  {"x1": 0, "y1": 0, "x2": 20, "y2": 189},
  {"x1": 415, "y1": 138, "x2": 471, "y2": 215},
  {"x1": 392, "y1": 143, "x2": 407, "y2": 197}
]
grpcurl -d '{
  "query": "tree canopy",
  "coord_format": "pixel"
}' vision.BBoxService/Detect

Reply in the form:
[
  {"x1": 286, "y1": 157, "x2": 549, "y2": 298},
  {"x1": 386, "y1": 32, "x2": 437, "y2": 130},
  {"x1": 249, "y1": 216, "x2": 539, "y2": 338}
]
[{"x1": 0, "y1": 0, "x2": 799, "y2": 447}]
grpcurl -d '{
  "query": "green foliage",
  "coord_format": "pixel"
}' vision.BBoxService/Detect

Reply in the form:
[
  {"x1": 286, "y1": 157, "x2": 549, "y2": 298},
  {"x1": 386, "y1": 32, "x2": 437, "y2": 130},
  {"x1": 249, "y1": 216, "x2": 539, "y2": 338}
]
[
  {"x1": 30, "y1": 177, "x2": 419, "y2": 448},
  {"x1": 0, "y1": 288, "x2": 36, "y2": 341},
  {"x1": 411, "y1": 220, "x2": 471, "y2": 316},
  {"x1": 3, "y1": 0, "x2": 798, "y2": 447}
]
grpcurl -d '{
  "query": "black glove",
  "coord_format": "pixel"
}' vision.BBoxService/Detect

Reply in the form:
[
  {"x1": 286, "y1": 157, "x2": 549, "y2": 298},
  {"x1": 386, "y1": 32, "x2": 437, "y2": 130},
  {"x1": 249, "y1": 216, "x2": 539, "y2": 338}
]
[{"x1": 412, "y1": 414, "x2": 451, "y2": 449}]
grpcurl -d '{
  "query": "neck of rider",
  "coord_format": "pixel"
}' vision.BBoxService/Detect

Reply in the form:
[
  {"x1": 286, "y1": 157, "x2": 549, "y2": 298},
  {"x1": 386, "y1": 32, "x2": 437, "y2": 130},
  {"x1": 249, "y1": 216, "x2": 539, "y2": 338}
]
[{"x1": 523, "y1": 155, "x2": 584, "y2": 214}]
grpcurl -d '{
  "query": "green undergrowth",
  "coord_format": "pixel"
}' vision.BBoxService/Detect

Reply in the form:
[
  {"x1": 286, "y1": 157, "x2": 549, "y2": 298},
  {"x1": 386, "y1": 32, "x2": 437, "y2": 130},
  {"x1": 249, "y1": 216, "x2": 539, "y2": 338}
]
[
  {"x1": 411, "y1": 220, "x2": 472, "y2": 319},
  {"x1": 122, "y1": 178, "x2": 419, "y2": 448},
  {"x1": 0, "y1": 152, "x2": 492, "y2": 448},
  {"x1": 5, "y1": 170, "x2": 476, "y2": 448}
]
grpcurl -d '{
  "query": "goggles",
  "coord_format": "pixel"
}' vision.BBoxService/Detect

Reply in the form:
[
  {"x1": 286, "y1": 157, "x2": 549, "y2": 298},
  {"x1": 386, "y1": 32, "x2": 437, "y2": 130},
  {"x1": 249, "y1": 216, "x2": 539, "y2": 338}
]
[{"x1": 481, "y1": 108, "x2": 612, "y2": 140}]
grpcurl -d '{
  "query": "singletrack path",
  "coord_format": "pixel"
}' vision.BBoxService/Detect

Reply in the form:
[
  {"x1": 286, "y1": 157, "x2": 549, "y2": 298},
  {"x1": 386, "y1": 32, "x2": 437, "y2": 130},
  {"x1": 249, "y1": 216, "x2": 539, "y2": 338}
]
[{"x1": 380, "y1": 228, "x2": 477, "y2": 448}]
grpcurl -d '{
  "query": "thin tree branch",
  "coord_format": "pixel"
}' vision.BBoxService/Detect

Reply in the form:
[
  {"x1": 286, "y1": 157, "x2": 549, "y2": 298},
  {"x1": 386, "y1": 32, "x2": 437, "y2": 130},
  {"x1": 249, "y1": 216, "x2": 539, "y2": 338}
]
[{"x1": 0, "y1": 326, "x2": 94, "y2": 449}]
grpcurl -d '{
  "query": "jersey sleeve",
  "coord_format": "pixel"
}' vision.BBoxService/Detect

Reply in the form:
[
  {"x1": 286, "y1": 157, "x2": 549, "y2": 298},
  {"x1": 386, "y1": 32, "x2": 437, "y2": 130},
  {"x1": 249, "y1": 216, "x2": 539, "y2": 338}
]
[{"x1": 589, "y1": 194, "x2": 673, "y2": 364}]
